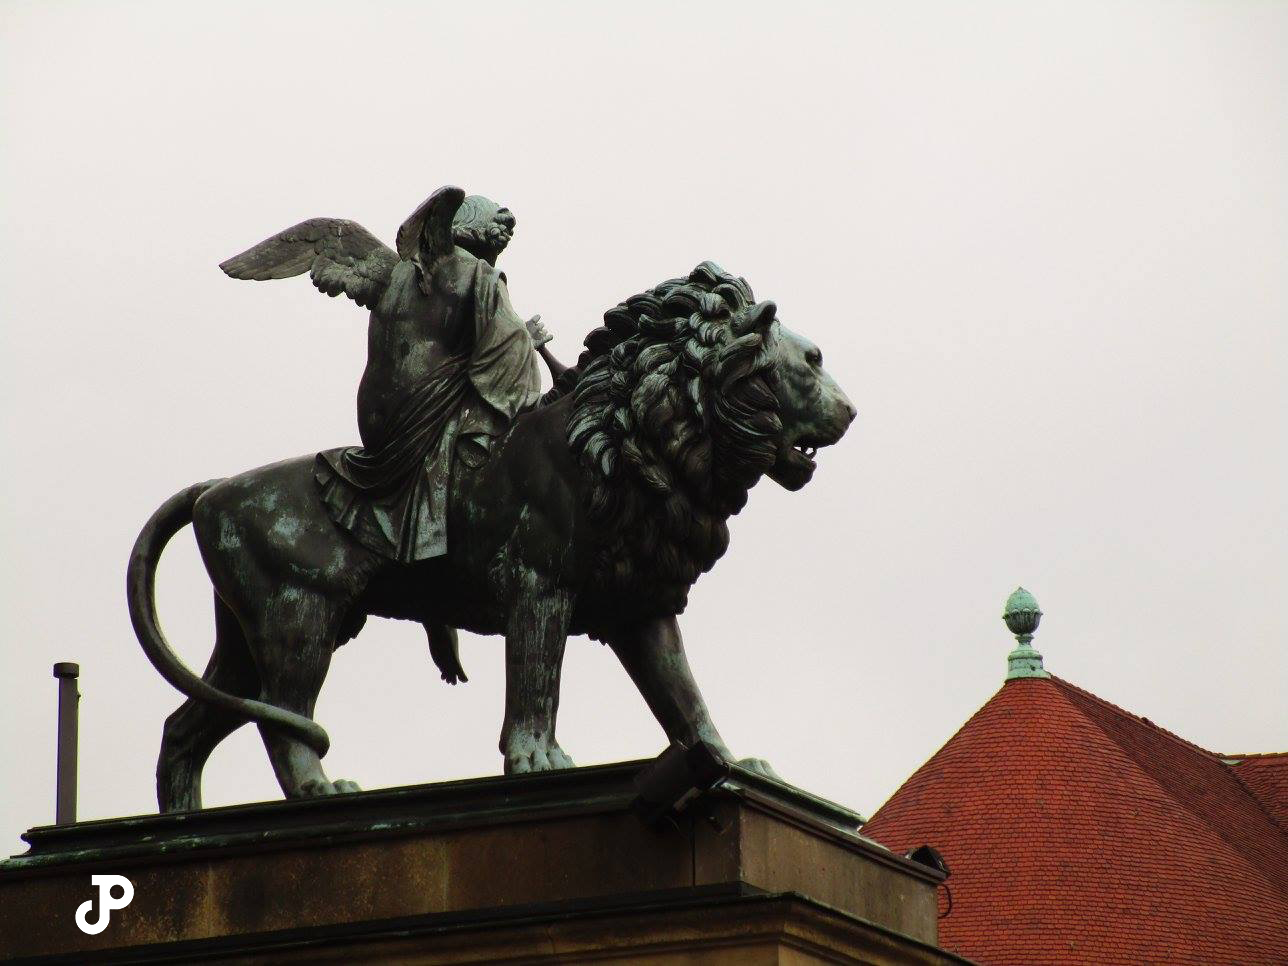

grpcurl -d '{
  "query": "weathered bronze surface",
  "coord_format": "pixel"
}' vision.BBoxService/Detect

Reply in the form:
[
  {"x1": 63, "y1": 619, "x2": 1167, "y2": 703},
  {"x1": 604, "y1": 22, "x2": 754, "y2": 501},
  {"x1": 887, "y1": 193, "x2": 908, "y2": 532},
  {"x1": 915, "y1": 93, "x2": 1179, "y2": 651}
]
[
  {"x1": 129, "y1": 186, "x2": 856, "y2": 811},
  {"x1": 0, "y1": 765, "x2": 964, "y2": 964}
]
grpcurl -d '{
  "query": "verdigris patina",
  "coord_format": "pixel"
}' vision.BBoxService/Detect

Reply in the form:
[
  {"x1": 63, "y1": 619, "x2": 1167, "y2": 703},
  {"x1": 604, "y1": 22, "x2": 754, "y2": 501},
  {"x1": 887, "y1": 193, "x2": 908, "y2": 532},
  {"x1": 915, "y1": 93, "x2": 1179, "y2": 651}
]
[
  {"x1": 129, "y1": 186, "x2": 856, "y2": 812},
  {"x1": 220, "y1": 187, "x2": 560, "y2": 566}
]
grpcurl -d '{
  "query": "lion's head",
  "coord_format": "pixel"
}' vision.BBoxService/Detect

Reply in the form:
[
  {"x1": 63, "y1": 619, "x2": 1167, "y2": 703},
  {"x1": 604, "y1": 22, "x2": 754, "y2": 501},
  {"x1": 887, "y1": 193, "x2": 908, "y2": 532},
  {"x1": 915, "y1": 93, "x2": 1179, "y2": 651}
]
[
  {"x1": 565, "y1": 262, "x2": 855, "y2": 613},
  {"x1": 763, "y1": 320, "x2": 856, "y2": 491}
]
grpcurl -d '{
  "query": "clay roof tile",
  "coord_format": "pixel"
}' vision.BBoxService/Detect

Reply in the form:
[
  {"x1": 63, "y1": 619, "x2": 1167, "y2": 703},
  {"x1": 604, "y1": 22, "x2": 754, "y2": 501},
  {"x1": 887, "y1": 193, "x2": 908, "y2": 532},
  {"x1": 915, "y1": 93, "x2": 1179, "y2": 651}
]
[{"x1": 860, "y1": 675, "x2": 1288, "y2": 965}]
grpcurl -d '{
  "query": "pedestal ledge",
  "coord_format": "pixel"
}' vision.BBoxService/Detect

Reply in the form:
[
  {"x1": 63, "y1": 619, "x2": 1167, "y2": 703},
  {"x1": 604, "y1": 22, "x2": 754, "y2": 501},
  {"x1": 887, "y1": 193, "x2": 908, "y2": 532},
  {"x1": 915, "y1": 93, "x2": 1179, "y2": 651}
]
[{"x1": 1, "y1": 761, "x2": 971, "y2": 964}]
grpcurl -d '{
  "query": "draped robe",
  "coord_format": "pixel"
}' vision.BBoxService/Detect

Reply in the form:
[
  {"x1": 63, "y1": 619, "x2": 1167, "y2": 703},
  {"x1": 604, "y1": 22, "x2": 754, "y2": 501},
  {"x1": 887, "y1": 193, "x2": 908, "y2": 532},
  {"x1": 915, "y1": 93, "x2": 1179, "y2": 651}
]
[{"x1": 315, "y1": 252, "x2": 542, "y2": 562}]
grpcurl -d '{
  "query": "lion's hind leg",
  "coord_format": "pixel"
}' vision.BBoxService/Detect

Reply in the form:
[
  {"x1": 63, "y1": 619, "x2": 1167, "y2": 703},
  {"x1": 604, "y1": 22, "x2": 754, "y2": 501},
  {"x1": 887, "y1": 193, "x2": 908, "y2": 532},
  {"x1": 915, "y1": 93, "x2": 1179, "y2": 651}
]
[
  {"x1": 246, "y1": 591, "x2": 361, "y2": 799},
  {"x1": 157, "y1": 594, "x2": 260, "y2": 813}
]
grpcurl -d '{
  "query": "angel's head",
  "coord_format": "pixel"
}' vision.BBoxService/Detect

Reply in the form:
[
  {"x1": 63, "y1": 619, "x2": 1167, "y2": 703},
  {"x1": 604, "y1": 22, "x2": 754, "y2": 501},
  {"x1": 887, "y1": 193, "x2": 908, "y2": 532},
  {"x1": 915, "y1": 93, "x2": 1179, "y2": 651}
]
[{"x1": 452, "y1": 195, "x2": 516, "y2": 266}]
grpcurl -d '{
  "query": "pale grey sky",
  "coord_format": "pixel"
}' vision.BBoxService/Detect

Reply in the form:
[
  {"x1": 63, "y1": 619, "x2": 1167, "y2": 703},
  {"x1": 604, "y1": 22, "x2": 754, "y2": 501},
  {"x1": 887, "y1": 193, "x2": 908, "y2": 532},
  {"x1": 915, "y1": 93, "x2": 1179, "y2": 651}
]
[{"x1": 2, "y1": 0, "x2": 1285, "y2": 855}]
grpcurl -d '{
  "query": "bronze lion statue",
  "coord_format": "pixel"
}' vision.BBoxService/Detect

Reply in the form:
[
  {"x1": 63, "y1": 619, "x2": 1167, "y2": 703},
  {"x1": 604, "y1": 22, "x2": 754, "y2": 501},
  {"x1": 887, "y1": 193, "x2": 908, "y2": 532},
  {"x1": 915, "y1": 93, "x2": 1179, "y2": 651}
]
[{"x1": 129, "y1": 262, "x2": 855, "y2": 812}]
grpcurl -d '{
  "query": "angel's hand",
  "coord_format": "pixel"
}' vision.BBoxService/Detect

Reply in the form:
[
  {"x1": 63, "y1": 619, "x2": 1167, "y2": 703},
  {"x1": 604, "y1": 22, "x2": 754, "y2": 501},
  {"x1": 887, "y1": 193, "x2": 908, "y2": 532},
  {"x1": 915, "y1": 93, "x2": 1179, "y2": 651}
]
[{"x1": 526, "y1": 314, "x2": 553, "y2": 348}]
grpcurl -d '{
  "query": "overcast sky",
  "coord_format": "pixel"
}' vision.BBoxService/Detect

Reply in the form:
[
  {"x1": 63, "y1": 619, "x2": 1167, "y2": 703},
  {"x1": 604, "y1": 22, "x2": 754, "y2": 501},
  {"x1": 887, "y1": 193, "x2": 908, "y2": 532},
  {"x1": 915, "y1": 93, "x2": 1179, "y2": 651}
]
[{"x1": 2, "y1": 1, "x2": 1285, "y2": 855}]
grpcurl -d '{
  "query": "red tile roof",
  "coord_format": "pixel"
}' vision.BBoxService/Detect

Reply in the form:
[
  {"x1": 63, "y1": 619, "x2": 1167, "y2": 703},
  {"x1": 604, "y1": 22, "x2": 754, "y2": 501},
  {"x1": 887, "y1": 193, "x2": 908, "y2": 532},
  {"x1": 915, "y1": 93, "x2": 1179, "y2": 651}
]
[
  {"x1": 1225, "y1": 752, "x2": 1288, "y2": 830},
  {"x1": 859, "y1": 675, "x2": 1288, "y2": 966}
]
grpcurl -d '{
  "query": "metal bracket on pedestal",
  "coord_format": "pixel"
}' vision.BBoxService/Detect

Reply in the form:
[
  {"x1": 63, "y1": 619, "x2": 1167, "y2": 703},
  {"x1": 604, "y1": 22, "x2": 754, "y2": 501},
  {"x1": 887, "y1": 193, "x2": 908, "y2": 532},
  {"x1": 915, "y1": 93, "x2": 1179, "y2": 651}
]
[{"x1": 632, "y1": 740, "x2": 730, "y2": 828}]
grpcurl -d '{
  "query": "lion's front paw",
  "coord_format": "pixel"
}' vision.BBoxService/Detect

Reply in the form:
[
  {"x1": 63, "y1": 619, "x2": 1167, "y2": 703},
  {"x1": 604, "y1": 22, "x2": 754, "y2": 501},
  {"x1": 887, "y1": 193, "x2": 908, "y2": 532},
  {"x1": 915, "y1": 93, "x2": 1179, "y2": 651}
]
[
  {"x1": 736, "y1": 757, "x2": 784, "y2": 782},
  {"x1": 504, "y1": 733, "x2": 576, "y2": 774}
]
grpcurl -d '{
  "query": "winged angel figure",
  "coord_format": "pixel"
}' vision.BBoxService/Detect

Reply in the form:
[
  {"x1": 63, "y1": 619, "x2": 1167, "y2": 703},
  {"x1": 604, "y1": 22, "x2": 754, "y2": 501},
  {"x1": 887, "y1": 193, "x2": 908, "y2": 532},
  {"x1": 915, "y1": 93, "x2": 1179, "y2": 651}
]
[{"x1": 221, "y1": 187, "x2": 565, "y2": 564}]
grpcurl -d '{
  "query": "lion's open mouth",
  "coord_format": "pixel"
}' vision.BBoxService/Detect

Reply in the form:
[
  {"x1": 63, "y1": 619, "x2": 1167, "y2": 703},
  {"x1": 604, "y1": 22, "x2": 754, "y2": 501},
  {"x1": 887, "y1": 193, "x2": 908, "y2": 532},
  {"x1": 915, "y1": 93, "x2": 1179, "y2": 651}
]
[{"x1": 768, "y1": 437, "x2": 828, "y2": 491}]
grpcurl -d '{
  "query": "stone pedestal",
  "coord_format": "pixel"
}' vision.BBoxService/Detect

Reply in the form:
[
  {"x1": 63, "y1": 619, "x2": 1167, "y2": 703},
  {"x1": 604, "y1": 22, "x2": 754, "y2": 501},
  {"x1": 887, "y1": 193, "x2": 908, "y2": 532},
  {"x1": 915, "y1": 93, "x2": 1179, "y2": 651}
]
[{"x1": 0, "y1": 761, "x2": 969, "y2": 964}]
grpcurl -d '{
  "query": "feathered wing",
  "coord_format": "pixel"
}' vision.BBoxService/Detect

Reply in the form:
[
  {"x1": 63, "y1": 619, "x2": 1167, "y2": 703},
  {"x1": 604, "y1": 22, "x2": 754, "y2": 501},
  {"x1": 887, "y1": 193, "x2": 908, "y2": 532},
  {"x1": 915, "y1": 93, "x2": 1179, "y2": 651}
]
[
  {"x1": 219, "y1": 218, "x2": 399, "y2": 310},
  {"x1": 396, "y1": 186, "x2": 465, "y2": 263}
]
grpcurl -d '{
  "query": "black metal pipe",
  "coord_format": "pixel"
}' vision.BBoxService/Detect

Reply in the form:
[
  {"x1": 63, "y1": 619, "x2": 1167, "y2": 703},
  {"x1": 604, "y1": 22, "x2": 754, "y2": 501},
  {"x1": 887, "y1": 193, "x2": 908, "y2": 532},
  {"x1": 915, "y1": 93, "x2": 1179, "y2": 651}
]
[{"x1": 53, "y1": 662, "x2": 80, "y2": 825}]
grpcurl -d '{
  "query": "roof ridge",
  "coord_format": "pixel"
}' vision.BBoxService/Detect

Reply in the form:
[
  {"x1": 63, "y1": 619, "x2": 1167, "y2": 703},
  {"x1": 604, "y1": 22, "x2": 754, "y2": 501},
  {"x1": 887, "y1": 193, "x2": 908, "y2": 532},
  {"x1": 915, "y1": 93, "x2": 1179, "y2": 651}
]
[
  {"x1": 1049, "y1": 676, "x2": 1288, "y2": 893},
  {"x1": 1222, "y1": 751, "x2": 1288, "y2": 761},
  {"x1": 1048, "y1": 675, "x2": 1217, "y2": 760},
  {"x1": 1225, "y1": 760, "x2": 1288, "y2": 841}
]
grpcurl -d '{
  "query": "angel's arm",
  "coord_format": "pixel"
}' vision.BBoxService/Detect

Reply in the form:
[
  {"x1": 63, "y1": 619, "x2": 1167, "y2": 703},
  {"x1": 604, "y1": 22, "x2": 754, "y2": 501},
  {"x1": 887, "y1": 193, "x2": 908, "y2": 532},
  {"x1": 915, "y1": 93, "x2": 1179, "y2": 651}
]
[
  {"x1": 525, "y1": 315, "x2": 570, "y2": 382},
  {"x1": 219, "y1": 218, "x2": 399, "y2": 310}
]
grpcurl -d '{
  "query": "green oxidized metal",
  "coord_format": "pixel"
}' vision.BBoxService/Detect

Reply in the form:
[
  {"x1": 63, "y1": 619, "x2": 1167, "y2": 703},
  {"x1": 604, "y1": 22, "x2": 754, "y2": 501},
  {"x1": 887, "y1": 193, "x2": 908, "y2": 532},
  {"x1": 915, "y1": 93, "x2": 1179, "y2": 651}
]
[
  {"x1": 1003, "y1": 586, "x2": 1049, "y2": 680},
  {"x1": 127, "y1": 192, "x2": 861, "y2": 814}
]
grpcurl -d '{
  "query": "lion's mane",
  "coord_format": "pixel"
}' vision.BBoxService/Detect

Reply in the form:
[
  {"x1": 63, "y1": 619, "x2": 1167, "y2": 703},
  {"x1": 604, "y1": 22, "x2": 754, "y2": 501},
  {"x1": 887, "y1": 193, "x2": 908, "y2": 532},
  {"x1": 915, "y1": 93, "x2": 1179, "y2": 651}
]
[{"x1": 564, "y1": 261, "x2": 783, "y2": 614}]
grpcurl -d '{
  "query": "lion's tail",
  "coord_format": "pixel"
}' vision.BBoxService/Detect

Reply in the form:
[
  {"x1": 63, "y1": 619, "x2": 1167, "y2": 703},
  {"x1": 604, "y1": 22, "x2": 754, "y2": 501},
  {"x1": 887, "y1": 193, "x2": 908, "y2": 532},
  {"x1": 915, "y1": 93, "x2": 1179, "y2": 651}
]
[{"x1": 127, "y1": 482, "x2": 331, "y2": 757}]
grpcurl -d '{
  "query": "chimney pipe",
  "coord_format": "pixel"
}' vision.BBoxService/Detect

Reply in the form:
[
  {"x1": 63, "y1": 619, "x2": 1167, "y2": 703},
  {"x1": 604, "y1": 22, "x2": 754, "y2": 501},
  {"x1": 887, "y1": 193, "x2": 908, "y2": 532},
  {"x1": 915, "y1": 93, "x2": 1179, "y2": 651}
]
[{"x1": 53, "y1": 662, "x2": 80, "y2": 825}]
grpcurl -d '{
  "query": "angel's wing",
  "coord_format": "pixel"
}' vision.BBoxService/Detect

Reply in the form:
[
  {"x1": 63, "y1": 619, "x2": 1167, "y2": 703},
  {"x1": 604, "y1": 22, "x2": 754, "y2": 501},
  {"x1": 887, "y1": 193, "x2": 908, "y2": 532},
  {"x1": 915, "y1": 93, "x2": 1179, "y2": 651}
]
[
  {"x1": 219, "y1": 219, "x2": 399, "y2": 310},
  {"x1": 396, "y1": 186, "x2": 465, "y2": 264}
]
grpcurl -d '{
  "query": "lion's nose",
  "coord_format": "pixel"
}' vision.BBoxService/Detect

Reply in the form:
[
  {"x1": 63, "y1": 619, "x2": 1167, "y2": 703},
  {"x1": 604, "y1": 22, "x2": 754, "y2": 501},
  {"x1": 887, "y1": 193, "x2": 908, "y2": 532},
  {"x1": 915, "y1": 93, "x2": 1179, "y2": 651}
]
[{"x1": 496, "y1": 208, "x2": 516, "y2": 230}]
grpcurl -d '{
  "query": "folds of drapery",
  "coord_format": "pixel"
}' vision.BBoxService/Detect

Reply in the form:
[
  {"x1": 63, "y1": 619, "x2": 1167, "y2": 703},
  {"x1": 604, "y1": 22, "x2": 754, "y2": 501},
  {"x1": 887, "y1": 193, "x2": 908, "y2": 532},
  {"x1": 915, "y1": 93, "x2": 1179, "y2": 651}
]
[
  {"x1": 315, "y1": 354, "x2": 469, "y2": 563},
  {"x1": 313, "y1": 257, "x2": 544, "y2": 563}
]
